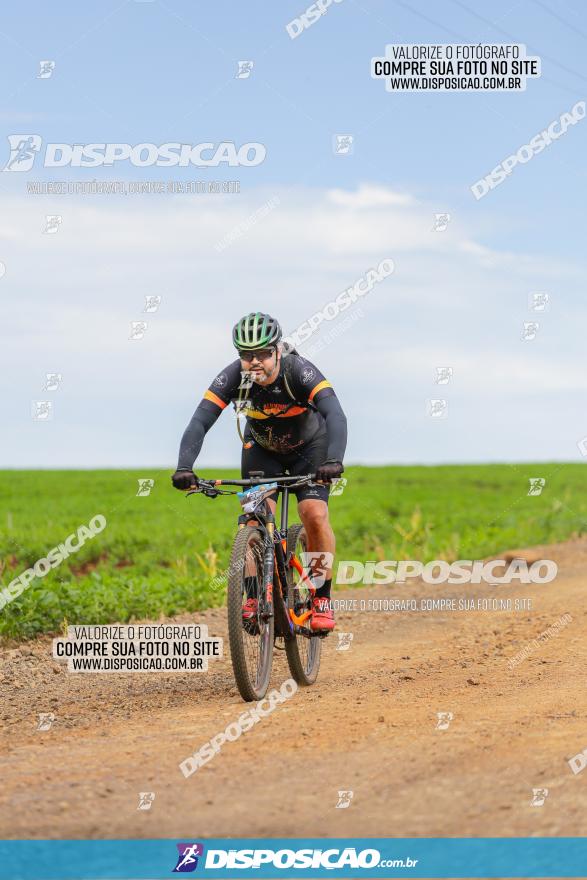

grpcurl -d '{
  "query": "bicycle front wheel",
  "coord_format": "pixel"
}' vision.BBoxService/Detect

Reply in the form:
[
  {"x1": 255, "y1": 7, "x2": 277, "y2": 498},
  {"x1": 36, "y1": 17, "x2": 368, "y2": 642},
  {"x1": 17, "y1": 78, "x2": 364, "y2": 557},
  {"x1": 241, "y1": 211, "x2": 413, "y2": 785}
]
[{"x1": 227, "y1": 526, "x2": 274, "y2": 701}]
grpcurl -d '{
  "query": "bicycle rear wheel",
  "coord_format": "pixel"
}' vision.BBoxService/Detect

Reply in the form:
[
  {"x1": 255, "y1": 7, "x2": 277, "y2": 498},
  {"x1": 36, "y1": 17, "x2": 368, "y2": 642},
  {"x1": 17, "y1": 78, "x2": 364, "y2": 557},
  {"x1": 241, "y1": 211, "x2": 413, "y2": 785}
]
[
  {"x1": 227, "y1": 526, "x2": 274, "y2": 701},
  {"x1": 284, "y1": 523, "x2": 321, "y2": 686}
]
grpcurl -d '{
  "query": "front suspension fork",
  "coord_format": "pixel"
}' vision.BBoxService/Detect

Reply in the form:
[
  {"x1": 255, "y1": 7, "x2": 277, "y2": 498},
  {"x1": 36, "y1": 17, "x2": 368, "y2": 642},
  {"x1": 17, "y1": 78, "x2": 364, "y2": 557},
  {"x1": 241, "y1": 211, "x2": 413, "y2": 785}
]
[{"x1": 260, "y1": 519, "x2": 275, "y2": 619}]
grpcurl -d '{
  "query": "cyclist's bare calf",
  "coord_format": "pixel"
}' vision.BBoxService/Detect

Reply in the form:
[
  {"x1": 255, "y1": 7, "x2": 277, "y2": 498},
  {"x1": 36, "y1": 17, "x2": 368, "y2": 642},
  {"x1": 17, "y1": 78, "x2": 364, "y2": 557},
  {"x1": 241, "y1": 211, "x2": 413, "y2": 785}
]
[{"x1": 297, "y1": 499, "x2": 335, "y2": 582}]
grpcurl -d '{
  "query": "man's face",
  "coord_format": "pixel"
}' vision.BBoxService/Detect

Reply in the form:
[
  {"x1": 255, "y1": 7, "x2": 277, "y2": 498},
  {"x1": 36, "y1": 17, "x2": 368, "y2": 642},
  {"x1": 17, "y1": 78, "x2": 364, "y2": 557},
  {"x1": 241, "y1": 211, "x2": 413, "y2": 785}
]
[{"x1": 239, "y1": 346, "x2": 280, "y2": 384}]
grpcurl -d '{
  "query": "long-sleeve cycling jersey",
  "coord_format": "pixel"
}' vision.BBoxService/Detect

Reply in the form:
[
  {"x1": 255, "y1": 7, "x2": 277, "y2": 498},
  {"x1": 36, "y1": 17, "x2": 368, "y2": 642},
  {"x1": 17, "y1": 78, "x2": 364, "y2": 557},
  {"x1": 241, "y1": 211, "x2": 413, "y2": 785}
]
[{"x1": 177, "y1": 352, "x2": 347, "y2": 468}]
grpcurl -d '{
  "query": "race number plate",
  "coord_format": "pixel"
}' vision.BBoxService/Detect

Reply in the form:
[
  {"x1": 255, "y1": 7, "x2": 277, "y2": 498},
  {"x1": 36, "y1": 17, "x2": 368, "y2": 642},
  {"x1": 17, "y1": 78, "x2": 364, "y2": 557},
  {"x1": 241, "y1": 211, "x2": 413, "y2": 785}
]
[{"x1": 237, "y1": 482, "x2": 278, "y2": 514}]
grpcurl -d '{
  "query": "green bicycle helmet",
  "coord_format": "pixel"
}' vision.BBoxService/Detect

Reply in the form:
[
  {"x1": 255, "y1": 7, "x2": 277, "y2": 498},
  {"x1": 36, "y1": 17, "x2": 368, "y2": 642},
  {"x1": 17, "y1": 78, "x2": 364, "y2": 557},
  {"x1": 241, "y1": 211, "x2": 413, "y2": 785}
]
[{"x1": 232, "y1": 312, "x2": 282, "y2": 351}]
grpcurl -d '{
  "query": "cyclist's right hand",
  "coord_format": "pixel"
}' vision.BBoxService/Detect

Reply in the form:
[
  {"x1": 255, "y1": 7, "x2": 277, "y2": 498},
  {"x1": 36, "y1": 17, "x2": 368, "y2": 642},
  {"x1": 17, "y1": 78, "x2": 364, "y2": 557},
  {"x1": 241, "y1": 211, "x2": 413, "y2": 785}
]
[{"x1": 171, "y1": 469, "x2": 198, "y2": 490}]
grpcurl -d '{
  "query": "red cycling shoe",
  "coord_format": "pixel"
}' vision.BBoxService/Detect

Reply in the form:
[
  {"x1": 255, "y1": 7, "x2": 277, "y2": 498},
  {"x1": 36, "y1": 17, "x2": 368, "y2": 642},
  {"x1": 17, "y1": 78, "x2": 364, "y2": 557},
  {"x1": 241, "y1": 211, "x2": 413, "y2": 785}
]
[
  {"x1": 310, "y1": 596, "x2": 335, "y2": 632},
  {"x1": 242, "y1": 598, "x2": 258, "y2": 620}
]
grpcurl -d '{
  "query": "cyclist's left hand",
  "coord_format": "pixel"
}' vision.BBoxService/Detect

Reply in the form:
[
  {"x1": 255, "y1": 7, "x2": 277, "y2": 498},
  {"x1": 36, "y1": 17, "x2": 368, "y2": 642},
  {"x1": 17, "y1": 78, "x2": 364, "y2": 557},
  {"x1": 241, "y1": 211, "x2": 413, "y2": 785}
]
[{"x1": 315, "y1": 460, "x2": 344, "y2": 483}]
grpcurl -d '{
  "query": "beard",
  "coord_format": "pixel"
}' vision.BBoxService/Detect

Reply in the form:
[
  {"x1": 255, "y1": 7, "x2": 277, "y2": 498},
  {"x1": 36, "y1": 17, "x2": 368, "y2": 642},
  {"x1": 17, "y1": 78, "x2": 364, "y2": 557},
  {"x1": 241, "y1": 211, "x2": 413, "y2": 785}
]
[
  {"x1": 253, "y1": 366, "x2": 272, "y2": 384},
  {"x1": 246, "y1": 355, "x2": 278, "y2": 384}
]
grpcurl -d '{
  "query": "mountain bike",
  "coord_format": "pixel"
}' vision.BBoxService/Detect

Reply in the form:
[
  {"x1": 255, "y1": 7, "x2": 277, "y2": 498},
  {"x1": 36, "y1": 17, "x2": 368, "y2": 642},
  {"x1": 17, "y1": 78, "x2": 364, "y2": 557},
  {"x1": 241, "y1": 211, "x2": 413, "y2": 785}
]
[{"x1": 187, "y1": 473, "x2": 329, "y2": 701}]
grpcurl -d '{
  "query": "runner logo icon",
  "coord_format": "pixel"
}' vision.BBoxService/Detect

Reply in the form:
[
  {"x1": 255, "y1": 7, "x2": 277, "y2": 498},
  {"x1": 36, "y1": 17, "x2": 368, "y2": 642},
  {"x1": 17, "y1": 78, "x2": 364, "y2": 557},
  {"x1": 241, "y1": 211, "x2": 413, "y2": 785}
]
[
  {"x1": 173, "y1": 843, "x2": 204, "y2": 872},
  {"x1": 4, "y1": 134, "x2": 42, "y2": 171}
]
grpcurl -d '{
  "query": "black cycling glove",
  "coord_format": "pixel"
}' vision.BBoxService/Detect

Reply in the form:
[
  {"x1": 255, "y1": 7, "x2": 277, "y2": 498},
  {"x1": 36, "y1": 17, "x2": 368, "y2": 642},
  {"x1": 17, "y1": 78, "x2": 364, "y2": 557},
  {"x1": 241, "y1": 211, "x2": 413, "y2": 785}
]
[
  {"x1": 315, "y1": 460, "x2": 344, "y2": 483},
  {"x1": 171, "y1": 469, "x2": 198, "y2": 490}
]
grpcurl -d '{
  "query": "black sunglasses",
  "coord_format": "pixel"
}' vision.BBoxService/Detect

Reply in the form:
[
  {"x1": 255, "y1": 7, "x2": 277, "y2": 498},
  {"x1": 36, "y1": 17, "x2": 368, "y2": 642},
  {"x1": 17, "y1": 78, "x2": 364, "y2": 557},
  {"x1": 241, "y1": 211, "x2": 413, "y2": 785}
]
[{"x1": 238, "y1": 348, "x2": 276, "y2": 362}]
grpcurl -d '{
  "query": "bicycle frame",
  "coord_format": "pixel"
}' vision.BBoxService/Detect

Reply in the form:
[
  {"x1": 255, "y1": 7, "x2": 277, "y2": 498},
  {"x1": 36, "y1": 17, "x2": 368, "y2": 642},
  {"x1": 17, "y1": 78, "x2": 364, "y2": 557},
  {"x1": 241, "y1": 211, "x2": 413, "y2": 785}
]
[
  {"x1": 188, "y1": 473, "x2": 319, "y2": 639},
  {"x1": 238, "y1": 479, "x2": 317, "y2": 638}
]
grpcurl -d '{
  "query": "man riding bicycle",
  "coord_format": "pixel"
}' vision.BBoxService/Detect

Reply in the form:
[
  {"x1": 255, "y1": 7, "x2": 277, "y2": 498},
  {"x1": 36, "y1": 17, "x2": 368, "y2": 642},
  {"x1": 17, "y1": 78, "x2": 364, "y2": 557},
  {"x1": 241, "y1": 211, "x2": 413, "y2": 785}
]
[{"x1": 171, "y1": 312, "x2": 347, "y2": 631}]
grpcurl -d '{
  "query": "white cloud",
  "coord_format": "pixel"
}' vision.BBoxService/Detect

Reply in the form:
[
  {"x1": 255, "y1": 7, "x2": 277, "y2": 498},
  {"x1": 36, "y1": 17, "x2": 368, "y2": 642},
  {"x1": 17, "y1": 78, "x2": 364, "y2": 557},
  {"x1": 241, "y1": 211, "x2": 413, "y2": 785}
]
[
  {"x1": 327, "y1": 183, "x2": 416, "y2": 209},
  {"x1": 1, "y1": 183, "x2": 585, "y2": 465}
]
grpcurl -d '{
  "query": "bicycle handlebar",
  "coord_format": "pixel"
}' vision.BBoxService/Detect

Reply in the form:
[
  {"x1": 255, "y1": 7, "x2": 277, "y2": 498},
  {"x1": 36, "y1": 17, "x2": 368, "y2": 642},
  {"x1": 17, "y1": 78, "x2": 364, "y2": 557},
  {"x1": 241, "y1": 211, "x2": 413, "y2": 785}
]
[
  {"x1": 206, "y1": 474, "x2": 316, "y2": 487},
  {"x1": 185, "y1": 473, "x2": 318, "y2": 497}
]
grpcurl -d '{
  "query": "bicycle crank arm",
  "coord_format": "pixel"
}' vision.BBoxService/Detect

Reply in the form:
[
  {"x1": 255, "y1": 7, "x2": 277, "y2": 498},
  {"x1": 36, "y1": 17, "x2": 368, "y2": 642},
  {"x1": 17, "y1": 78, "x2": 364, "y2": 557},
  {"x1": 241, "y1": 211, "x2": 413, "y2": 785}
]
[{"x1": 292, "y1": 623, "x2": 328, "y2": 639}]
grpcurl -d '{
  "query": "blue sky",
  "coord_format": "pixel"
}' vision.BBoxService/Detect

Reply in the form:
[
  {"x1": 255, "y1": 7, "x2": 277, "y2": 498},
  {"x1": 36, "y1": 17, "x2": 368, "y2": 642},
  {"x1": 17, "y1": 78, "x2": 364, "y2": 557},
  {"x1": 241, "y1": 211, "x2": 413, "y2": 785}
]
[{"x1": 1, "y1": 0, "x2": 586, "y2": 466}]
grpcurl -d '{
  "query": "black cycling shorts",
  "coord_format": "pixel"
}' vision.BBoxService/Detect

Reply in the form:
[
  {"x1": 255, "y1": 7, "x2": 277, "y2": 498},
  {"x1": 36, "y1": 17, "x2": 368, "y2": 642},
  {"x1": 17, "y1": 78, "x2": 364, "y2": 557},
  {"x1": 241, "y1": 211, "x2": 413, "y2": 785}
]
[{"x1": 241, "y1": 432, "x2": 330, "y2": 504}]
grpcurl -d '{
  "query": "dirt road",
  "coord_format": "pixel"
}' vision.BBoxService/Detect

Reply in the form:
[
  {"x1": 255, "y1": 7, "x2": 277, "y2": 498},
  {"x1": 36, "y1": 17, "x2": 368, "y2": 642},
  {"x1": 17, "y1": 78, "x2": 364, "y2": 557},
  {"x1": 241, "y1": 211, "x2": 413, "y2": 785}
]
[{"x1": 1, "y1": 538, "x2": 586, "y2": 840}]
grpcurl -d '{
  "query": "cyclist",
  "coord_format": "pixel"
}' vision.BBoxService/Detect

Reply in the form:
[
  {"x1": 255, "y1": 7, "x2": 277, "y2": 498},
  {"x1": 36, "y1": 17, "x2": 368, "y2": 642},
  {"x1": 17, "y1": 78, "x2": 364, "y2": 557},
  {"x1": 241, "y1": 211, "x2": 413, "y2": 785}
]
[{"x1": 171, "y1": 312, "x2": 347, "y2": 631}]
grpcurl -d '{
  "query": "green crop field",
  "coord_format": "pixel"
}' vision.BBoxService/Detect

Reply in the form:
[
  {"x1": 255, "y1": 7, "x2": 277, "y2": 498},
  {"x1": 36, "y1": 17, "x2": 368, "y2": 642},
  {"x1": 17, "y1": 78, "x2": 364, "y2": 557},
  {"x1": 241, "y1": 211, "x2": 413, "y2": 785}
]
[{"x1": 1, "y1": 464, "x2": 586, "y2": 640}]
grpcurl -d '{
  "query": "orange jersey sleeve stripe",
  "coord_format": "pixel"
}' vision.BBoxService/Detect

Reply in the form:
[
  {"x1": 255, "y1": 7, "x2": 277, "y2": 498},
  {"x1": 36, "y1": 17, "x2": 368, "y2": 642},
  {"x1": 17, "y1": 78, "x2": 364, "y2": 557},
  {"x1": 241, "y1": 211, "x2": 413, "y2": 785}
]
[
  {"x1": 204, "y1": 390, "x2": 228, "y2": 409},
  {"x1": 308, "y1": 380, "x2": 332, "y2": 402}
]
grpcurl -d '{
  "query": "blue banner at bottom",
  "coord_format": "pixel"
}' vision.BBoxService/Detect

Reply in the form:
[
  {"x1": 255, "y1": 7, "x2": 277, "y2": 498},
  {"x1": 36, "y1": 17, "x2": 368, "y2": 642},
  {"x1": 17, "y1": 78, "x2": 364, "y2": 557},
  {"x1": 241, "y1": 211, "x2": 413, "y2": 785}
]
[{"x1": 0, "y1": 838, "x2": 585, "y2": 879}]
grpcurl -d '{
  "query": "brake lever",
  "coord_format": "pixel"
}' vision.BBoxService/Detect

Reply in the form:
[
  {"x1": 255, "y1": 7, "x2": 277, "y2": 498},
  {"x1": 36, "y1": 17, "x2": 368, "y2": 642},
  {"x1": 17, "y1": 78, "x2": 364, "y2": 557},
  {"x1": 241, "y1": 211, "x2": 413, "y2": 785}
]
[{"x1": 185, "y1": 484, "x2": 219, "y2": 498}]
